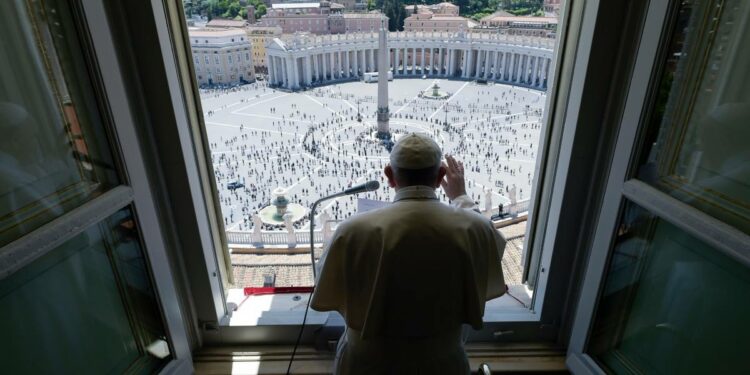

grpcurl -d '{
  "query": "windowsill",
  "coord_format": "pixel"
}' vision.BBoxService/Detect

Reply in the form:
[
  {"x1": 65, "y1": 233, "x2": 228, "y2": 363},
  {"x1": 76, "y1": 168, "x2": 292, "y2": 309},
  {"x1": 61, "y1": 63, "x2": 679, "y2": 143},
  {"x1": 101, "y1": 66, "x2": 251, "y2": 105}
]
[
  {"x1": 224, "y1": 283, "x2": 536, "y2": 327},
  {"x1": 193, "y1": 342, "x2": 567, "y2": 374}
]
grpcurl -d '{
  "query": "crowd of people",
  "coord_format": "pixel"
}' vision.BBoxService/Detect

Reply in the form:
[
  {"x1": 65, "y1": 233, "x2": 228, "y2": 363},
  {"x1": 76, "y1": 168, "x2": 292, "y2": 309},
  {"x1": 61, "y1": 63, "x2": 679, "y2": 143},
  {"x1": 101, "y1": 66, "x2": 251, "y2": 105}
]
[{"x1": 201, "y1": 80, "x2": 545, "y2": 233}]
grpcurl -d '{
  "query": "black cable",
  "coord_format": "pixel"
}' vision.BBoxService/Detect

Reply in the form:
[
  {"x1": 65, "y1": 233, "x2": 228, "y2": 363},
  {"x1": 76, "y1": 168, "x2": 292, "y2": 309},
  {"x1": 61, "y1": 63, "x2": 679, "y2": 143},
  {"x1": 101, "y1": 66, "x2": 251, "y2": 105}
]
[
  {"x1": 505, "y1": 284, "x2": 529, "y2": 308},
  {"x1": 287, "y1": 285, "x2": 315, "y2": 375}
]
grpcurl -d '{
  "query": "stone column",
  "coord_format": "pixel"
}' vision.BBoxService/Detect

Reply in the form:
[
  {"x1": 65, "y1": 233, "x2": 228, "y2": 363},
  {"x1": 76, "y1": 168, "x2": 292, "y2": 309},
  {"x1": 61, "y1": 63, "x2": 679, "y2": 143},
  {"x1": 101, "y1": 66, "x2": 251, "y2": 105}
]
[
  {"x1": 267, "y1": 56, "x2": 275, "y2": 84},
  {"x1": 489, "y1": 51, "x2": 496, "y2": 80},
  {"x1": 505, "y1": 53, "x2": 512, "y2": 81},
  {"x1": 500, "y1": 53, "x2": 507, "y2": 81},
  {"x1": 439, "y1": 48, "x2": 443, "y2": 75},
  {"x1": 445, "y1": 49, "x2": 451, "y2": 76},
  {"x1": 493, "y1": 51, "x2": 501, "y2": 80},
  {"x1": 475, "y1": 50, "x2": 483, "y2": 79},
  {"x1": 420, "y1": 48, "x2": 425, "y2": 75},
  {"x1": 448, "y1": 49, "x2": 455, "y2": 77},
  {"x1": 332, "y1": 52, "x2": 337, "y2": 79},
  {"x1": 282, "y1": 57, "x2": 289, "y2": 88},
  {"x1": 460, "y1": 50, "x2": 466, "y2": 78},
  {"x1": 340, "y1": 51, "x2": 344, "y2": 78},
  {"x1": 370, "y1": 49, "x2": 375, "y2": 73},
  {"x1": 275, "y1": 56, "x2": 281, "y2": 85},
  {"x1": 484, "y1": 51, "x2": 492, "y2": 79},
  {"x1": 341, "y1": 51, "x2": 346, "y2": 78},
  {"x1": 476, "y1": 50, "x2": 482, "y2": 78},
  {"x1": 321, "y1": 53, "x2": 326, "y2": 80},
  {"x1": 293, "y1": 57, "x2": 300, "y2": 89},
  {"x1": 310, "y1": 54, "x2": 316, "y2": 82},
  {"x1": 334, "y1": 51, "x2": 339, "y2": 79},
  {"x1": 327, "y1": 53, "x2": 331, "y2": 80},
  {"x1": 469, "y1": 49, "x2": 476, "y2": 78},
  {"x1": 363, "y1": 49, "x2": 367, "y2": 73},
  {"x1": 305, "y1": 55, "x2": 312, "y2": 85},
  {"x1": 352, "y1": 49, "x2": 360, "y2": 78},
  {"x1": 394, "y1": 48, "x2": 400, "y2": 76},
  {"x1": 311, "y1": 54, "x2": 316, "y2": 82},
  {"x1": 403, "y1": 48, "x2": 407, "y2": 74}
]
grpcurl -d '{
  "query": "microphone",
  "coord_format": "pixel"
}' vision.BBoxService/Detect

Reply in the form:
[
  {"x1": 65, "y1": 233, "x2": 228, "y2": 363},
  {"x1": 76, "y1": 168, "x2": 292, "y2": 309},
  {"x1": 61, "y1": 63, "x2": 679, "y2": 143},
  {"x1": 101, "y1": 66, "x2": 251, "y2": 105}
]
[{"x1": 343, "y1": 180, "x2": 380, "y2": 195}]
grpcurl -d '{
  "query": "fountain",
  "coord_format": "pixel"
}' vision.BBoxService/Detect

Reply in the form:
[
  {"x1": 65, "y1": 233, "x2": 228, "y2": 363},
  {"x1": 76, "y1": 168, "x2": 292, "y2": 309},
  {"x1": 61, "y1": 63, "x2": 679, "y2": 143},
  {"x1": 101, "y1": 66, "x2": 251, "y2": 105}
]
[
  {"x1": 422, "y1": 82, "x2": 451, "y2": 100},
  {"x1": 258, "y1": 187, "x2": 307, "y2": 226}
]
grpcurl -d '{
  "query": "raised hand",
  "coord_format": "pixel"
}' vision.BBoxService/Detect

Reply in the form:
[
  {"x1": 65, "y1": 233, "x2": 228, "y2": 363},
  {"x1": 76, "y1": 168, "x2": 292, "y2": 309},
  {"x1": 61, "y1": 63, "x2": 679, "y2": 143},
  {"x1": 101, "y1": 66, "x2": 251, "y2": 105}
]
[{"x1": 440, "y1": 154, "x2": 467, "y2": 200}]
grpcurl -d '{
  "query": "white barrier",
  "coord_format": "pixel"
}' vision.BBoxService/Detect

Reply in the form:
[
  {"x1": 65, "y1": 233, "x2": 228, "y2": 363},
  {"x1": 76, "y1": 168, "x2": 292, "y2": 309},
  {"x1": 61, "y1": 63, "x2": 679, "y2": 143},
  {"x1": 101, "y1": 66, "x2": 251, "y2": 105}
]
[{"x1": 228, "y1": 201, "x2": 530, "y2": 248}]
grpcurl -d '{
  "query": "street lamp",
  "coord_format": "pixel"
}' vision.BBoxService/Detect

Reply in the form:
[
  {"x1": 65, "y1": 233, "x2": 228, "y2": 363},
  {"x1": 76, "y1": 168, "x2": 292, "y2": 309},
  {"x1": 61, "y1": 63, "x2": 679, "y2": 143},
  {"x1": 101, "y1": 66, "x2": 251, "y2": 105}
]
[
  {"x1": 357, "y1": 99, "x2": 362, "y2": 122},
  {"x1": 443, "y1": 101, "x2": 450, "y2": 130}
]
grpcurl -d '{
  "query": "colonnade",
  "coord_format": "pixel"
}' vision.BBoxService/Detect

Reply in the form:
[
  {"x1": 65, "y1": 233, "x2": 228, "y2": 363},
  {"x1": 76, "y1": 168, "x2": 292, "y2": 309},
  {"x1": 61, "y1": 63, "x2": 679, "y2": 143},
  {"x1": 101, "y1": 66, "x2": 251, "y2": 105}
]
[{"x1": 266, "y1": 31, "x2": 554, "y2": 91}]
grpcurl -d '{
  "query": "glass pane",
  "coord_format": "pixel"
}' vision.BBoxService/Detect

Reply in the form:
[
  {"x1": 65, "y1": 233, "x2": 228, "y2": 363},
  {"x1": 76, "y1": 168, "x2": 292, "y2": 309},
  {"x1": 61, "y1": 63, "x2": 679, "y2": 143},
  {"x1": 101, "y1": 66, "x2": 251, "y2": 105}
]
[
  {"x1": 0, "y1": 0, "x2": 119, "y2": 246},
  {"x1": 0, "y1": 207, "x2": 170, "y2": 374},
  {"x1": 636, "y1": 0, "x2": 750, "y2": 233},
  {"x1": 587, "y1": 201, "x2": 750, "y2": 374}
]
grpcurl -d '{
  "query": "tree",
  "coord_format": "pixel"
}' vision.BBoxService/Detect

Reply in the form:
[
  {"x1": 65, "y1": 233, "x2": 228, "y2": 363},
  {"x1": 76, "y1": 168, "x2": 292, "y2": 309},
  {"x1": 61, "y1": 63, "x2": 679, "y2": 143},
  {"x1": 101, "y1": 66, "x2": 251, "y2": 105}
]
[
  {"x1": 383, "y1": 0, "x2": 406, "y2": 31},
  {"x1": 367, "y1": 0, "x2": 376, "y2": 11}
]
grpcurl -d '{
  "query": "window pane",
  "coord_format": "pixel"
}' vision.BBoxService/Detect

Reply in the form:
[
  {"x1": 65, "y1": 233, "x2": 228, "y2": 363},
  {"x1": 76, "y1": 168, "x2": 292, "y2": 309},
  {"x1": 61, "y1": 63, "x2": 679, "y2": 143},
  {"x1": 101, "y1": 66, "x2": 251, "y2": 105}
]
[
  {"x1": 0, "y1": 206, "x2": 170, "y2": 374},
  {"x1": 587, "y1": 201, "x2": 750, "y2": 374},
  {"x1": 636, "y1": 0, "x2": 750, "y2": 233},
  {"x1": 0, "y1": 0, "x2": 119, "y2": 246}
]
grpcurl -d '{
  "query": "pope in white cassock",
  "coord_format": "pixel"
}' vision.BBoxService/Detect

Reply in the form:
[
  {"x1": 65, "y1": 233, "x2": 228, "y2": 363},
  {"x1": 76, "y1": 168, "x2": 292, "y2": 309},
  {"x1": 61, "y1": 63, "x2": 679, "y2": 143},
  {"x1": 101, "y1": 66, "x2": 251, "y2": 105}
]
[{"x1": 311, "y1": 133, "x2": 507, "y2": 374}]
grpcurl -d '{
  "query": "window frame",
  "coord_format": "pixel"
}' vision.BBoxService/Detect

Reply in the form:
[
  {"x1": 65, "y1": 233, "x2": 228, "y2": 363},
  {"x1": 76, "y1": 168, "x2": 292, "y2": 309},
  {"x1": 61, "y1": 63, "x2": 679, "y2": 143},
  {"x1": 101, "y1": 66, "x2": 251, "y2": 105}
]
[
  {"x1": 566, "y1": 0, "x2": 750, "y2": 373},
  {"x1": 0, "y1": 0, "x2": 192, "y2": 372},
  {"x1": 140, "y1": 0, "x2": 616, "y2": 347}
]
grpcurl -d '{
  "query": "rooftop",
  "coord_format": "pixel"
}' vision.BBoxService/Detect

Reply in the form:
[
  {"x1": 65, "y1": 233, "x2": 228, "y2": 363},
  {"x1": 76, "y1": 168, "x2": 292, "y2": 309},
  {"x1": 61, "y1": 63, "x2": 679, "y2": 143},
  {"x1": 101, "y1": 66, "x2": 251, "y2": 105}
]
[
  {"x1": 188, "y1": 28, "x2": 248, "y2": 37},
  {"x1": 481, "y1": 14, "x2": 558, "y2": 23},
  {"x1": 206, "y1": 18, "x2": 248, "y2": 28},
  {"x1": 271, "y1": 2, "x2": 321, "y2": 9},
  {"x1": 341, "y1": 12, "x2": 383, "y2": 18}
]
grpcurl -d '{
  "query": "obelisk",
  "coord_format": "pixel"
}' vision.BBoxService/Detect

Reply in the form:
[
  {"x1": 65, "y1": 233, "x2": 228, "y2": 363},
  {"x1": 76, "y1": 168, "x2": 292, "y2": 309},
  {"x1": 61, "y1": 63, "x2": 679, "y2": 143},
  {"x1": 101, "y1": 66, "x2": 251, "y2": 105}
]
[{"x1": 376, "y1": 15, "x2": 390, "y2": 139}]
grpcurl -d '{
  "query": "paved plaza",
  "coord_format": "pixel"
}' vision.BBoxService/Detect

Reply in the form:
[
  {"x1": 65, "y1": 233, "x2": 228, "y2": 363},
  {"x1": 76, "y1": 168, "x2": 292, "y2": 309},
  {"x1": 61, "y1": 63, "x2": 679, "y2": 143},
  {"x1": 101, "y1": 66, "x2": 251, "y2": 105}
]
[{"x1": 201, "y1": 78, "x2": 545, "y2": 232}]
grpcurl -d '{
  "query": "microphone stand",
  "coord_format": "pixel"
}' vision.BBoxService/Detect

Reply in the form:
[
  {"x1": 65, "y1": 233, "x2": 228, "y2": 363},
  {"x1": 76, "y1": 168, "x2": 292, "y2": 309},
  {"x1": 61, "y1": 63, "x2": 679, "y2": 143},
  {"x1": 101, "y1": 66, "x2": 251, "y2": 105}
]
[
  {"x1": 290, "y1": 183, "x2": 377, "y2": 375},
  {"x1": 289, "y1": 197, "x2": 342, "y2": 375},
  {"x1": 309, "y1": 192, "x2": 345, "y2": 280}
]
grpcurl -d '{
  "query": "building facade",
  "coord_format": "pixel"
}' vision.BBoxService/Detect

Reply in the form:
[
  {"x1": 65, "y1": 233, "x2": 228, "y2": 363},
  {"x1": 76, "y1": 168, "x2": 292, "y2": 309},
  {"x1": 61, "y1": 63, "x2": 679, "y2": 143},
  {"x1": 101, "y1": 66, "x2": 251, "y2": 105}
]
[
  {"x1": 189, "y1": 28, "x2": 255, "y2": 86},
  {"x1": 403, "y1": 2, "x2": 475, "y2": 33},
  {"x1": 342, "y1": 12, "x2": 381, "y2": 32},
  {"x1": 259, "y1": 2, "x2": 380, "y2": 34},
  {"x1": 246, "y1": 25, "x2": 282, "y2": 75},
  {"x1": 266, "y1": 31, "x2": 554, "y2": 90},
  {"x1": 405, "y1": 2, "x2": 460, "y2": 16},
  {"x1": 404, "y1": 13, "x2": 477, "y2": 33},
  {"x1": 479, "y1": 13, "x2": 558, "y2": 38},
  {"x1": 544, "y1": 0, "x2": 562, "y2": 16}
]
